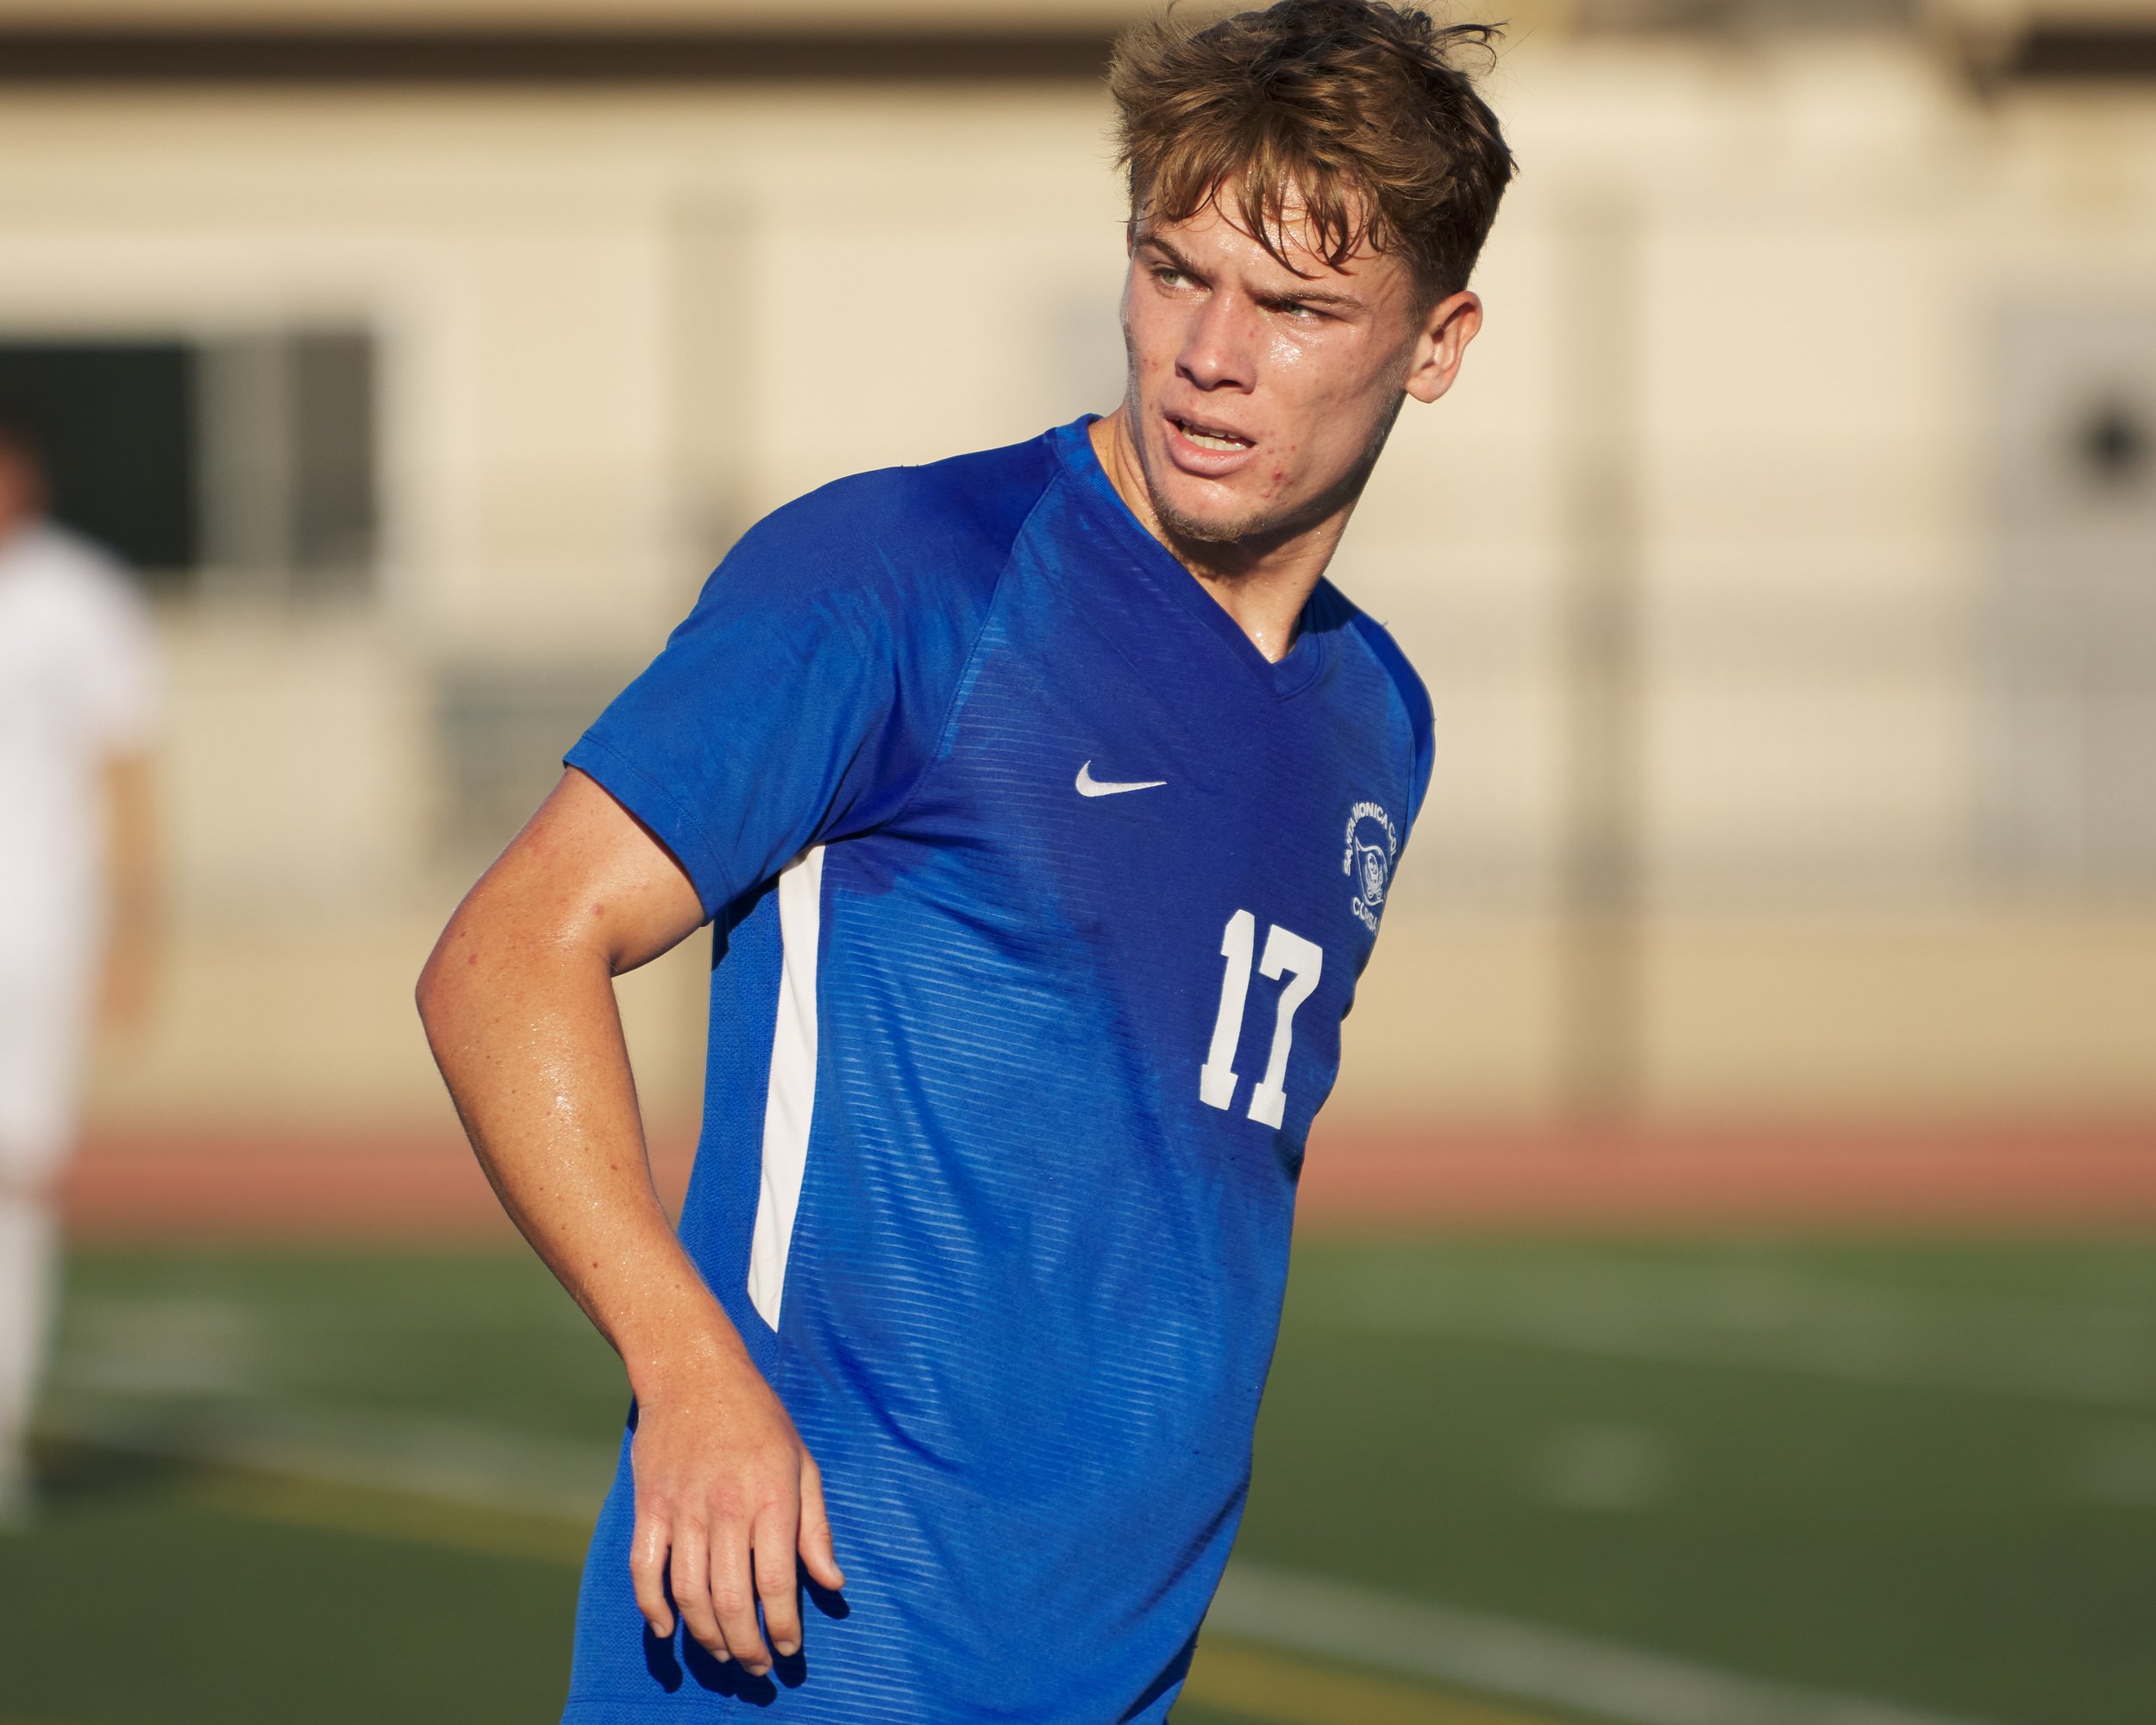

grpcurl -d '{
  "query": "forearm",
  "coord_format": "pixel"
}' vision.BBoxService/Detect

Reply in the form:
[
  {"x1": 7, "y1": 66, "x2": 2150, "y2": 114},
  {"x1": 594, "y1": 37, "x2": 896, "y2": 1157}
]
[
  {"x1": 417, "y1": 770, "x2": 837, "y2": 1668},
  {"x1": 418, "y1": 931, "x2": 746, "y2": 1396},
  {"x1": 104, "y1": 755, "x2": 155, "y2": 931},
  {"x1": 99, "y1": 752, "x2": 157, "y2": 1028}
]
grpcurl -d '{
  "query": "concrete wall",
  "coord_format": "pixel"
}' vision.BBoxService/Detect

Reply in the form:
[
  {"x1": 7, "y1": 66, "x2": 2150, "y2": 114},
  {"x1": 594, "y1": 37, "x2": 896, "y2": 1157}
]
[{"x1": 0, "y1": 34, "x2": 2146, "y2": 1139}]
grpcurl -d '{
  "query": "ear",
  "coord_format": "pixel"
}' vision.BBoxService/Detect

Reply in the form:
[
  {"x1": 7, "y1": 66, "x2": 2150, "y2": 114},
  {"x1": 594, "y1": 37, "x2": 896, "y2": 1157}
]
[{"x1": 1403, "y1": 289, "x2": 1482, "y2": 406}]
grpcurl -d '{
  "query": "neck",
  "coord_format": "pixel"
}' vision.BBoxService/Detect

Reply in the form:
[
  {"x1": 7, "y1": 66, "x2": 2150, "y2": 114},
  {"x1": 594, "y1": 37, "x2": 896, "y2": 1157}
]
[{"x1": 1088, "y1": 409, "x2": 1358, "y2": 664}]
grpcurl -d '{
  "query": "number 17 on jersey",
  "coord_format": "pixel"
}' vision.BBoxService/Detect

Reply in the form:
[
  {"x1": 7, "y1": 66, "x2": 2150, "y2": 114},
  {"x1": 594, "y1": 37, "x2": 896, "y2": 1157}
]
[{"x1": 1200, "y1": 909, "x2": 1324, "y2": 1130}]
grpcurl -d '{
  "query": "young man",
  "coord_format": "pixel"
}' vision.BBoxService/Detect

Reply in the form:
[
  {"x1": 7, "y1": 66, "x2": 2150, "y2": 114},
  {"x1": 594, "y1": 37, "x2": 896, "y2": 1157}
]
[
  {"x1": 419, "y1": 2, "x2": 1512, "y2": 1716},
  {"x1": 0, "y1": 417, "x2": 160, "y2": 1525}
]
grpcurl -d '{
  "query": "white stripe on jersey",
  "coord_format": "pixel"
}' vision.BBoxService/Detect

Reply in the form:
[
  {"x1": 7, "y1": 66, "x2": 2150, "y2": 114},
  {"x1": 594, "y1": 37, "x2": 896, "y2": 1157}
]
[{"x1": 747, "y1": 844, "x2": 824, "y2": 1329}]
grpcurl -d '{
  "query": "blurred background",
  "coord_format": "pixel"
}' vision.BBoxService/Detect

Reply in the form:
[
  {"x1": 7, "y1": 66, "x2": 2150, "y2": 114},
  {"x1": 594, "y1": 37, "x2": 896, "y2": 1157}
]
[{"x1": 1, "y1": 0, "x2": 2152, "y2": 1722}]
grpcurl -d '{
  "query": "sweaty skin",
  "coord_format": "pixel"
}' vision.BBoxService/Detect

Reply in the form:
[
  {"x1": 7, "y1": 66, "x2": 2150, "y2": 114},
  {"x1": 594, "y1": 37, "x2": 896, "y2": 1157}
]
[
  {"x1": 1093, "y1": 190, "x2": 1482, "y2": 661},
  {"x1": 417, "y1": 186, "x2": 1479, "y2": 1677},
  {"x1": 419, "y1": 774, "x2": 843, "y2": 1678}
]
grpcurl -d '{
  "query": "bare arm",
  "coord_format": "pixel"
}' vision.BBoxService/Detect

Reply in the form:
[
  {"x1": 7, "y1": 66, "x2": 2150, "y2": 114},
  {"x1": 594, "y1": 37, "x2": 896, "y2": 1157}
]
[
  {"x1": 417, "y1": 767, "x2": 843, "y2": 1674},
  {"x1": 98, "y1": 750, "x2": 156, "y2": 1034}
]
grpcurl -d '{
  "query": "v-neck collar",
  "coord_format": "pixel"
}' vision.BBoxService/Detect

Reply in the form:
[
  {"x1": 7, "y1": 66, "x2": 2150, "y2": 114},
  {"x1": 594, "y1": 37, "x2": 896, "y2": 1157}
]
[{"x1": 1049, "y1": 417, "x2": 1332, "y2": 702}]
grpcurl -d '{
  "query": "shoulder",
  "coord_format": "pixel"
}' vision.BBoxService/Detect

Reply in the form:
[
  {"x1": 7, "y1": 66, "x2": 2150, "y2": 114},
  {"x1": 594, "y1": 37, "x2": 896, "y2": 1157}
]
[
  {"x1": 1318, "y1": 582, "x2": 1434, "y2": 822},
  {"x1": 830, "y1": 434, "x2": 1062, "y2": 559},
  {"x1": 718, "y1": 434, "x2": 1059, "y2": 637},
  {"x1": 0, "y1": 524, "x2": 150, "y2": 639},
  {"x1": 1319, "y1": 583, "x2": 1432, "y2": 748}
]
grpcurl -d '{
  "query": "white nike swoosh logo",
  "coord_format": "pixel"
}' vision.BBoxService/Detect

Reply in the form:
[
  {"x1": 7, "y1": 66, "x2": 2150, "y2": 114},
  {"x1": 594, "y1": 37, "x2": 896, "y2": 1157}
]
[{"x1": 1075, "y1": 761, "x2": 1167, "y2": 798}]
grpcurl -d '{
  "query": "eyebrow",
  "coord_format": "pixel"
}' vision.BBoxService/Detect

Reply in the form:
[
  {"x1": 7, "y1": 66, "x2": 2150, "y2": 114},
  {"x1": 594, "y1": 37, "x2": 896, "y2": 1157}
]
[
  {"x1": 1257, "y1": 283, "x2": 1361, "y2": 310},
  {"x1": 1138, "y1": 234, "x2": 1363, "y2": 310}
]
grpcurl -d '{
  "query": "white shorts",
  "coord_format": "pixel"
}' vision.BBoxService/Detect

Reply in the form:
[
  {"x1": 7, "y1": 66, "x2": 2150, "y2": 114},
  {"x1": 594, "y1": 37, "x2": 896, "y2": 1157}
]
[{"x1": 0, "y1": 968, "x2": 91, "y2": 1192}]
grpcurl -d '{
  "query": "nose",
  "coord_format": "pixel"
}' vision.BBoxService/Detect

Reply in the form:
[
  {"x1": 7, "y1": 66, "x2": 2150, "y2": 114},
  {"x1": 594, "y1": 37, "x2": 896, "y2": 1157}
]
[{"x1": 1176, "y1": 290, "x2": 1259, "y2": 394}]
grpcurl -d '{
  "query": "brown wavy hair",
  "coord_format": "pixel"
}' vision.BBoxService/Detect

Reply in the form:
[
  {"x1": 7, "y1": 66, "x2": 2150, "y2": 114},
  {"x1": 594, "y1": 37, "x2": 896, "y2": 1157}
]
[{"x1": 1108, "y1": 0, "x2": 1515, "y2": 303}]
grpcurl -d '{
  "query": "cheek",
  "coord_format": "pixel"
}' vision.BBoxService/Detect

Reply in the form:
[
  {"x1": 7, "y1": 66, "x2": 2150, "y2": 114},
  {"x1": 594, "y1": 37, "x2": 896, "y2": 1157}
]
[
  {"x1": 1266, "y1": 329, "x2": 1312, "y2": 372},
  {"x1": 1254, "y1": 358, "x2": 1395, "y2": 498},
  {"x1": 1124, "y1": 298, "x2": 1180, "y2": 377},
  {"x1": 1292, "y1": 354, "x2": 1396, "y2": 443},
  {"x1": 1263, "y1": 442, "x2": 1299, "y2": 496},
  {"x1": 1262, "y1": 338, "x2": 1371, "y2": 441}
]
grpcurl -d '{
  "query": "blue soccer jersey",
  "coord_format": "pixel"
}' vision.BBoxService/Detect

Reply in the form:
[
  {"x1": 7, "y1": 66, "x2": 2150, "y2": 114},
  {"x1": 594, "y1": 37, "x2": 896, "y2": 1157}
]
[{"x1": 561, "y1": 417, "x2": 1432, "y2": 1722}]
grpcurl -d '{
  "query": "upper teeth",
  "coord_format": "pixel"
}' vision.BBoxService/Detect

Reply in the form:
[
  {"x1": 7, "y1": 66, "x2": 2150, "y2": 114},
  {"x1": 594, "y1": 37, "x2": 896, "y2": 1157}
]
[{"x1": 1183, "y1": 424, "x2": 1245, "y2": 450}]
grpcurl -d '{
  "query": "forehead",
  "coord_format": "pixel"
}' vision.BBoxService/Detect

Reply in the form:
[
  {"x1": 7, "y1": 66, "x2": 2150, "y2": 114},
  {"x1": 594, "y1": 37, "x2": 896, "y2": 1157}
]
[{"x1": 1132, "y1": 192, "x2": 1410, "y2": 306}]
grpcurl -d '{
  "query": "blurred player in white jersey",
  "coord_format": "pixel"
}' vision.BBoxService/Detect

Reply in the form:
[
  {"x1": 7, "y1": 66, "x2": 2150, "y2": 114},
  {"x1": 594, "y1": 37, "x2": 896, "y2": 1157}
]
[{"x1": 0, "y1": 413, "x2": 160, "y2": 1524}]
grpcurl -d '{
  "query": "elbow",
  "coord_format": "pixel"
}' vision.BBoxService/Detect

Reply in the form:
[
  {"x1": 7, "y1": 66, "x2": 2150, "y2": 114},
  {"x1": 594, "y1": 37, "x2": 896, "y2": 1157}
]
[
  {"x1": 413, "y1": 952, "x2": 442, "y2": 1032},
  {"x1": 415, "y1": 914, "x2": 473, "y2": 1039},
  {"x1": 414, "y1": 951, "x2": 447, "y2": 1040}
]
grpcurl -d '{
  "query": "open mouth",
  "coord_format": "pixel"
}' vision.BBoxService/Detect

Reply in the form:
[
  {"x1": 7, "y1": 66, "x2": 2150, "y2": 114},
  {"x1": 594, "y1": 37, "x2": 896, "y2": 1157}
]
[{"x1": 1169, "y1": 415, "x2": 1255, "y2": 454}]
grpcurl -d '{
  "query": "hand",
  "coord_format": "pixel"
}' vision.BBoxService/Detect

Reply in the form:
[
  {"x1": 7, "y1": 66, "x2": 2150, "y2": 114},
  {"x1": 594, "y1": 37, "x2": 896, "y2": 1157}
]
[
  {"x1": 628, "y1": 1338, "x2": 846, "y2": 1676},
  {"x1": 415, "y1": 769, "x2": 843, "y2": 1672}
]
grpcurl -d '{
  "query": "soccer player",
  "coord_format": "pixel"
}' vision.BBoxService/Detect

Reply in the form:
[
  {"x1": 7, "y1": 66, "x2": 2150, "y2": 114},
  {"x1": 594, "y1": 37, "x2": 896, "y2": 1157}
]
[
  {"x1": 0, "y1": 415, "x2": 160, "y2": 1526},
  {"x1": 417, "y1": 1, "x2": 1513, "y2": 1716}
]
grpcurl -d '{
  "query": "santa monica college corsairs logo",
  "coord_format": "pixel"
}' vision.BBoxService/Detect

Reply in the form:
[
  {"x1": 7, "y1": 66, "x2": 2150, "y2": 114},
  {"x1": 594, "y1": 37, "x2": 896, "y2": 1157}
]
[{"x1": 1343, "y1": 800, "x2": 1400, "y2": 934}]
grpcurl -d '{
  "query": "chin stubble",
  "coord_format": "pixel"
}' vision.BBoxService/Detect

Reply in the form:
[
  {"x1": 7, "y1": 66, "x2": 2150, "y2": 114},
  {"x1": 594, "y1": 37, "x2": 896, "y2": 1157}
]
[{"x1": 1130, "y1": 381, "x2": 1408, "y2": 552}]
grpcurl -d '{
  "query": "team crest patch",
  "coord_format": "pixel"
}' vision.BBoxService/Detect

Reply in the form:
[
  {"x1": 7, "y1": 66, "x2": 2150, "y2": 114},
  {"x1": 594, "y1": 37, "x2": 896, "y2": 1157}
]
[{"x1": 1343, "y1": 800, "x2": 1399, "y2": 934}]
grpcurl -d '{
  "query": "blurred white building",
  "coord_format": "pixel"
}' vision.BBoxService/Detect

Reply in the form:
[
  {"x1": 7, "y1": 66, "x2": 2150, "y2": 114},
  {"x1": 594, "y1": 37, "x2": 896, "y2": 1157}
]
[{"x1": 0, "y1": 0, "x2": 2150, "y2": 1138}]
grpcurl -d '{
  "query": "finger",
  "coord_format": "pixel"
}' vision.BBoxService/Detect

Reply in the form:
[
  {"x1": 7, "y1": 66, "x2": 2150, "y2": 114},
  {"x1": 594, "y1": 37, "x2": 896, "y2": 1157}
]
[
  {"x1": 629, "y1": 1509, "x2": 676, "y2": 1639},
  {"x1": 708, "y1": 1521, "x2": 771, "y2": 1674},
  {"x1": 669, "y1": 1520, "x2": 728, "y2": 1659},
  {"x1": 753, "y1": 1500, "x2": 804, "y2": 1659},
  {"x1": 797, "y1": 1457, "x2": 846, "y2": 1593}
]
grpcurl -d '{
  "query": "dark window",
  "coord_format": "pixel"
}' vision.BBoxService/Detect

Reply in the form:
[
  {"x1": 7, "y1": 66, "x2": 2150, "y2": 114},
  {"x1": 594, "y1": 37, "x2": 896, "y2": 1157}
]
[
  {"x1": 290, "y1": 330, "x2": 379, "y2": 579},
  {"x1": 199, "y1": 329, "x2": 379, "y2": 597},
  {"x1": 0, "y1": 341, "x2": 199, "y2": 580},
  {"x1": 0, "y1": 329, "x2": 377, "y2": 597}
]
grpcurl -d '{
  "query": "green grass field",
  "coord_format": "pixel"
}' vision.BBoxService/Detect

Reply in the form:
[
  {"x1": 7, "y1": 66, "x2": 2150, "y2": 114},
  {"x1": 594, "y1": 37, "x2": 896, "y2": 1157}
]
[{"x1": 4, "y1": 1236, "x2": 2153, "y2": 1724}]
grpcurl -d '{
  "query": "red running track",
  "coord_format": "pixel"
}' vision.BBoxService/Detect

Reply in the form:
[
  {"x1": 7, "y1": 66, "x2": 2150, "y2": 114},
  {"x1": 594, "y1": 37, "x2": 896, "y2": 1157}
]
[{"x1": 59, "y1": 1118, "x2": 2156, "y2": 1239}]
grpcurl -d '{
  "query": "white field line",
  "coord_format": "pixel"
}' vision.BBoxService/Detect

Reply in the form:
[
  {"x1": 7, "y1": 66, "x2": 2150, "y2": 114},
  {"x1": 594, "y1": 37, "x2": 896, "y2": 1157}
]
[
  {"x1": 43, "y1": 1390, "x2": 2004, "y2": 1725},
  {"x1": 39, "y1": 1389, "x2": 618, "y2": 1522},
  {"x1": 1209, "y1": 1564, "x2": 1998, "y2": 1725},
  {"x1": 1320, "y1": 1264, "x2": 2156, "y2": 1408}
]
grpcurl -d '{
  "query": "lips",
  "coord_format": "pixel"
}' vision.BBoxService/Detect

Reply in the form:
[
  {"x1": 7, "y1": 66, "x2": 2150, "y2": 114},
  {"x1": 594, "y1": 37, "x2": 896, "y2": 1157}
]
[
  {"x1": 1163, "y1": 411, "x2": 1261, "y2": 477},
  {"x1": 1171, "y1": 414, "x2": 1254, "y2": 451}
]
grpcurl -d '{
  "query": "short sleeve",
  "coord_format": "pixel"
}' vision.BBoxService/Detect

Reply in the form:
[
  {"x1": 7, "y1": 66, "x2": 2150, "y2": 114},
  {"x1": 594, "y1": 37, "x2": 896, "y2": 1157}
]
[{"x1": 566, "y1": 488, "x2": 990, "y2": 921}]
